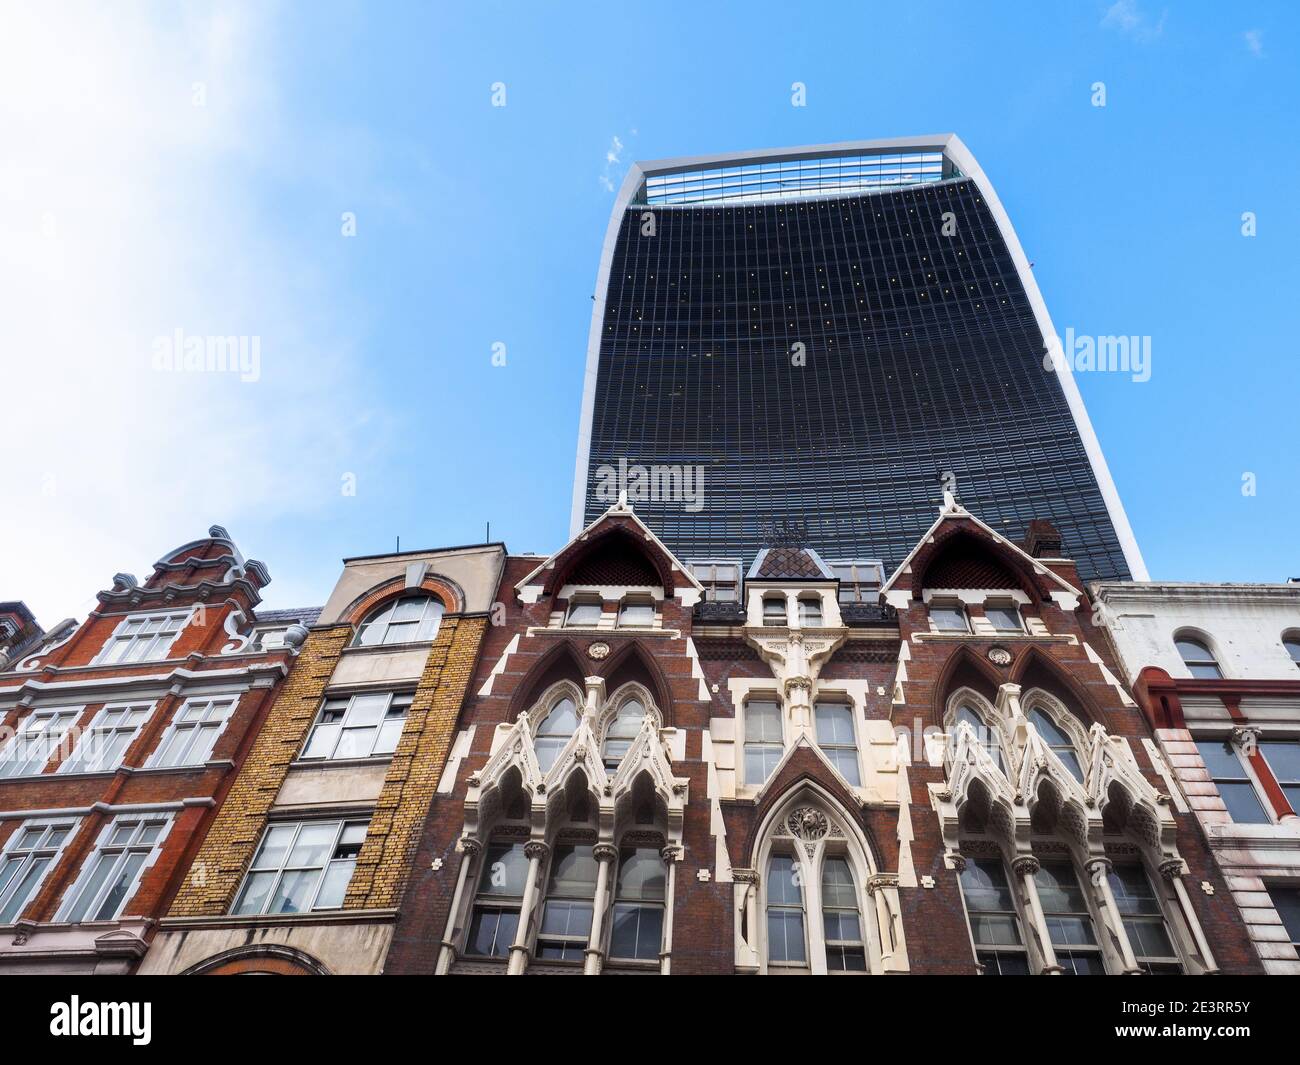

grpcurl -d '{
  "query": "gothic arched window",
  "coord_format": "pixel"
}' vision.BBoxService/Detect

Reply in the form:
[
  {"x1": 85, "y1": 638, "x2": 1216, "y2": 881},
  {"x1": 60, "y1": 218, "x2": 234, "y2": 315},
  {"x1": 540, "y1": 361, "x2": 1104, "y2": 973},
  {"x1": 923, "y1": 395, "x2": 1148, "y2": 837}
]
[
  {"x1": 534, "y1": 695, "x2": 579, "y2": 773},
  {"x1": 602, "y1": 697, "x2": 646, "y2": 772}
]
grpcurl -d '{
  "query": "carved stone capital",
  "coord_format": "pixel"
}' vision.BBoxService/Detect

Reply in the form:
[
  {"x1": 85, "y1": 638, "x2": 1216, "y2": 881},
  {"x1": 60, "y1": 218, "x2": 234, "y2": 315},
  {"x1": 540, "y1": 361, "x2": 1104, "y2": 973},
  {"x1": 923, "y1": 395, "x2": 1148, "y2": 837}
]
[
  {"x1": 459, "y1": 836, "x2": 483, "y2": 858},
  {"x1": 524, "y1": 840, "x2": 550, "y2": 862},
  {"x1": 1011, "y1": 855, "x2": 1040, "y2": 877},
  {"x1": 730, "y1": 866, "x2": 759, "y2": 884},
  {"x1": 1158, "y1": 858, "x2": 1184, "y2": 882},
  {"x1": 660, "y1": 844, "x2": 684, "y2": 864},
  {"x1": 593, "y1": 843, "x2": 618, "y2": 863},
  {"x1": 866, "y1": 872, "x2": 899, "y2": 895}
]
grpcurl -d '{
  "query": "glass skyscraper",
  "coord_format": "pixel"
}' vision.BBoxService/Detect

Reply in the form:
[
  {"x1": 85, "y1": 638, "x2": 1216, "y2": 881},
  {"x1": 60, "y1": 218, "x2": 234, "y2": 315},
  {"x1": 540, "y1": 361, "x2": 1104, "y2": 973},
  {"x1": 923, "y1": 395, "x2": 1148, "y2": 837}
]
[{"x1": 571, "y1": 136, "x2": 1145, "y2": 583}]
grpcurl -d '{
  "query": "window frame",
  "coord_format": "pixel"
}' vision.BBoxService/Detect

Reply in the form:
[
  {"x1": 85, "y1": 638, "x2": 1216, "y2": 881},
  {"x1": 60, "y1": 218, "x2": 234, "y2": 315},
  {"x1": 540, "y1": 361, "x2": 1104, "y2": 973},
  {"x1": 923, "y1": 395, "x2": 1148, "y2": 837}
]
[
  {"x1": 742, "y1": 696, "x2": 784, "y2": 786},
  {"x1": 352, "y1": 594, "x2": 444, "y2": 648},
  {"x1": 798, "y1": 594, "x2": 824, "y2": 627},
  {"x1": 93, "y1": 610, "x2": 193, "y2": 666},
  {"x1": 1035, "y1": 860, "x2": 1106, "y2": 975},
  {"x1": 826, "y1": 560, "x2": 884, "y2": 606},
  {"x1": 300, "y1": 690, "x2": 413, "y2": 762},
  {"x1": 600, "y1": 692, "x2": 650, "y2": 773},
  {"x1": 820, "y1": 854, "x2": 867, "y2": 972},
  {"x1": 0, "y1": 707, "x2": 83, "y2": 778},
  {"x1": 231, "y1": 818, "x2": 368, "y2": 917},
  {"x1": 687, "y1": 559, "x2": 742, "y2": 603},
  {"x1": 1108, "y1": 862, "x2": 1184, "y2": 974},
  {"x1": 0, "y1": 817, "x2": 79, "y2": 925},
  {"x1": 1195, "y1": 735, "x2": 1271, "y2": 824},
  {"x1": 616, "y1": 596, "x2": 655, "y2": 629},
  {"x1": 564, "y1": 596, "x2": 604, "y2": 628},
  {"x1": 57, "y1": 814, "x2": 173, "y2": 924},
  {"x1": 532, "y1": 688, "x2": 582, "y2": 774},
  {"x1": 813, "y1": 696, "x2": 861, "y2": 787},
  {"x1": 957, "y1": 854, "x2": 1030, "y2": 975},
  {"x1": 761, "y1": 594, "x2": 788, "y2": 625},
  {"x1": 929, "y1": 602, "x2": 970, "y2": 633},
  {"x1": 764, "y1": 850, "x2": 809, "y2": 970},
  {"x1": 535, "y1": 844, "x2": 599, "y2": 963},
  {"x1": 147, "y1": 695, "x2": 238, "y2": 768},
  {"x1": 607, "y1": 845, "x2": 666, "y2": 964},
  {"x1": 464, "y1": 840, "x2": 529, "y2": 959},
  {"x1": 983, "y1": 602, "x2": 1023, "y2": 634},
  {"x1": 57, "y1": 702, "x2": 155, "y2": 775},
  {"x1": 1266, "y1": 884, "x2": 1300, "y2": 959},
  {"x1": 1174, "y1": 633, "x2": 1223, "y2": 680}
]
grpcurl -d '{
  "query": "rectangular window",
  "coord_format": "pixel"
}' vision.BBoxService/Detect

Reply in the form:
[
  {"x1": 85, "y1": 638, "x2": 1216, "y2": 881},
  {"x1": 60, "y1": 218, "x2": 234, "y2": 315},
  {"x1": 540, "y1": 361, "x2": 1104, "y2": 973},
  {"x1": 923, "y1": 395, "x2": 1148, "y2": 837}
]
[
  {"x1": 536, "y1": 845, "x2": 598, "y2": 962},
  {"x1": 798, "y1": 597, "x2": 823, "y2": 627},
  {"x1": 984, "y1": 605, "x2": 1022, "y2": 633},
  {"x1": 744, "y1": 699, "x2": 783, "y2": 784},
  {"x1": 814, "y1": 700, "x2": 860, "y2": 786},
  {"x1": 232, "y1": 819, "x2": 367, "y2": 916},
  {"x1": 1108, "y1": 864, "x2": 1181, "y2": 973},
  {"x1": 687, "y1": 561, "x2": 741, "y2": 602},
  {"x1": 1258, "y1": 740, "x2": 1300, "y2": 813},
  {"x1": 0, "y1": 818, "x2": 77, "y2": 924},
  {"x1": 301, "y1": 691, "x2": 412, "y2": 761},
  {"x1": 58, "y1": 703, "x2": 153, "y2": 775},
  {"x1": 565, "y1": 599, "x2": 603, "y2": 627},
  {"x1": 59, "y1": 816, "x2": 170, "y2": 923},
  {"x1": 821, "y1": 856, "x2": 867, "y2": 972},
  {"x1": 617, "y1": 598, "x2": 655, "y2": 628},
  {"x1": 148, "y1": 696, "x2": 237, "y2": 768},
  {"x1": 762, "y1": 596, "x2": 787, "y2": 624},
  {"x1": 766, "y1": 853, "x2": 806, "y2": 966},
  {"x1": 1035, "y1": 861, "x2": 1104, "y2": 974},
  {"x1": 959, "y1": 856, "x2": 1029, "y2": 974},
  {"x1": 827, "y1": 561, "x2": 883, "y2": 605},
  {"x1": 1196, "y1": 738, "x2": 1269, "y2": 823},
  {"x1": 1267, "y1": 886, "x2": 1300, "y2": 958},
  {"x1": 0, "y1": 708, "x2": 82, "y2": 778},
  {"x1": 609, "y1": 847, "x2": 665, "y2": 962},
  {"x1": 930, "y1": 605, "x2": 969, "y2": 633},
  {"x1": 94, "y1": 611, "x2": 190, "y2": 666},
  {"x1": 466, "y1": 841, "x2": 529, "y2": 957}
]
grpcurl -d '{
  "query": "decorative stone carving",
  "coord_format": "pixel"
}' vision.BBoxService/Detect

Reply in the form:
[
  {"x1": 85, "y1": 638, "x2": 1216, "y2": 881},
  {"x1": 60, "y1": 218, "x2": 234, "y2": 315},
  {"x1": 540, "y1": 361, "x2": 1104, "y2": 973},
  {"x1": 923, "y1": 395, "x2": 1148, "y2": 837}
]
[
  {"x1": 587, "y1": 641, "x2": 610, "y2": 660},
  {"x1": 987, "y1": 646, "x2": 1012, "y2": 666},
  {"x1": 787, "y1": 807, "x2": 830, "y2": 841}
]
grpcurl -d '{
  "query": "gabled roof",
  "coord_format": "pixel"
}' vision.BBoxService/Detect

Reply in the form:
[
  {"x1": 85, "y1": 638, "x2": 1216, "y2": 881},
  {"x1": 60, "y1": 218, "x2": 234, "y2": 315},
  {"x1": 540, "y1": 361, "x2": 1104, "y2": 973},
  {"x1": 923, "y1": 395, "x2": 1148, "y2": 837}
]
[
  {"x1": 747, "y1": 546, "x2": 835, "y2": 581},
  {"x1": 515, "y1": 500, "x2": 703, "y2": 595},
  {"x1": 881, "y1": 498, "x2": 1081, "y2": 598}
]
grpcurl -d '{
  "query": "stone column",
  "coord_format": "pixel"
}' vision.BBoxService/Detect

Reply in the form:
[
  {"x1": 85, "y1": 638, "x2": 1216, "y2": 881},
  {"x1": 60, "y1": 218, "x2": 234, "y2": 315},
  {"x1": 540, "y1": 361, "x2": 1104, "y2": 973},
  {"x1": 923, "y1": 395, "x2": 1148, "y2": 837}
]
[
  {"x1": 583, "y1": 842, "x2": 618, "y2": 975},
  {"x1": 660, "y1": 844, "x2": 680, "y2": 975},
  {"x1": 1161, "y1": 858, "x2": 1219, "y2": 974},
  {"x1": 435, "y1": 837, "x2": 480, "y2": 975},
  {"x1": 507, "y1": 840, "x2": 549, "y2": 975},
  {"x1": 1086, "y1": 855, "x2": 1140, "y2": 974},
  {"x1": 1013, "y1": 854, "x2": 1062, "y2": 975}
]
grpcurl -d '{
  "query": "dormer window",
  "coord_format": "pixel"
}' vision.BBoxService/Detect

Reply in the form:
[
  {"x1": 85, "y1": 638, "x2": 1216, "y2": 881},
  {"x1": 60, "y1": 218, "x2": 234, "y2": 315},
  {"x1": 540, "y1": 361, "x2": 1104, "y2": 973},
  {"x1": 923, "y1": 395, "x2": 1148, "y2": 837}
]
[
  {"x1": 763, "y1": 596, "x2": 787, "y2": 625},
  {"x1": 689, "y1": 561, "x2": 741, "y2": 602},
  {"x1": 95, "y1": 611, "x2": 191, "y2": 665},
  {"x1": 798, "y1": 596, "x2": 823, "y2": 627},
  {"x1": 617, "y1": 597, "x2": 654, "y2": 628},
  {"x1": 252, "y1": 627, "x2": 289, "y2": 651},
  {"x1": 929, "y1": 604, "x2": 968, "y2": 633},
  {"x1": 828, "y1": 561, "x2": 883, "y2": 605},
  {"x1": 565, "y1": 598, "x2": 603, "y2": 627},
  {"x1": 984, "y1": 604, "x2": 1022, "y2": 633}
]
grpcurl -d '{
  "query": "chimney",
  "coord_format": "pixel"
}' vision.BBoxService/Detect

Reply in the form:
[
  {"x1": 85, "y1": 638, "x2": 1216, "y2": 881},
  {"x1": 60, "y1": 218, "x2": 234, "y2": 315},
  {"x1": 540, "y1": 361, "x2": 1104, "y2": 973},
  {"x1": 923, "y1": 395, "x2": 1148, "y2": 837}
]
[{"x1": 1023, "y1": 519, "x2": 1064, "y2": 559}]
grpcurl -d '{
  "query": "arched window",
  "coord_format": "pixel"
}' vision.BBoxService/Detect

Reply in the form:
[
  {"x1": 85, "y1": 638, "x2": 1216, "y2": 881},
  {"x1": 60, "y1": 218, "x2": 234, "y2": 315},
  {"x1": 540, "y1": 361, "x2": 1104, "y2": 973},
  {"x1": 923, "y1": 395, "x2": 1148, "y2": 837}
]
[
  {"x1": 821, "y1": 857, "x2": 866, "y2": 971},
  {"x1": 536, "y1": 845, "x2": 598, "y2": 962},
  {"x1": 799, "y1": 595, "x2": 823, "y2": 627},
  {"x1": 1282, "y1": 632, "x2": 1300, "y2": 669},
  {"x1": 1175, "y1": 634, "x2": 1222, "y2": 679},
  {"x1": 609, "y1": 847, "x2": 666, "y2": 962},
  {"x1": 465, "y1": 840, "x2": 528, "y2": 958},
  {"x1": 534, "y1": 696, "x2": 579, "y2": 773},
  {"x1": 765, "y1": 852, "x2": 807, "y2": 969},
  {"x1": 1026, "y1": 707, "x2": 1084, "y2": 782},
  {"x1": 954, "y1": 703, "x2": 1004, "y2": 772},
  {"x1": 763, "y1": 595, "x2": 787, "y2": 624},
  {"x1": 354, "y1": 594, "x2": 443, "y2": 647},
  {"x1": 602, "y1": 697, "x2": 646, "y2": 772}
]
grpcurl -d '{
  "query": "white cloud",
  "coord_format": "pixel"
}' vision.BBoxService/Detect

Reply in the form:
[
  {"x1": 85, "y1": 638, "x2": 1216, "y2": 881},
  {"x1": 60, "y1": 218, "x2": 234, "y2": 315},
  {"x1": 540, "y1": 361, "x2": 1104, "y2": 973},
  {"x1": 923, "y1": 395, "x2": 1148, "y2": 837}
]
[
  {"x1": 0, "y1": 2, "x2": 383, "y2": 623},
  {"x1": 1243, "y1": 29, "x2": 1265, "y2": 58},
  {"x1": 599, "y1": 133, "x2": 627, "y2": 193},
  {"x1": 1101, "y1": 0, "x2": 1167, "y2": 42}
]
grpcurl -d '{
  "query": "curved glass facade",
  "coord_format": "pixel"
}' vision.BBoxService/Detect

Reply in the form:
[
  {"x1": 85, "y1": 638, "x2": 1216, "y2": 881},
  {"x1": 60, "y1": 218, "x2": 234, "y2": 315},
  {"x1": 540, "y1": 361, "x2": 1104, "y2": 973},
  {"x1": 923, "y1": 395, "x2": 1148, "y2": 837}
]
[{"x1": 579, "y1": 171, "x2": 1131, "y2": 583}]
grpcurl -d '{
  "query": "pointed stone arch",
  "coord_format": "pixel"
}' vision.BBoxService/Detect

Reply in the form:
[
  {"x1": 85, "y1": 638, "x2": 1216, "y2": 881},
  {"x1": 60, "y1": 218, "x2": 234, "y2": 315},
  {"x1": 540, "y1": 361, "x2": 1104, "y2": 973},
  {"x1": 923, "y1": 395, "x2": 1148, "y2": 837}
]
[
  {"x1": 911, "y1": 525, "x2": 1049, "y2": 602},
  {"x1": 598, "y1": 640, "x2": 673, "y2": 725},
  {"x1": 931, "y1": 644, "x2": 1005, "y2": 726},
  {"x1": 1011, "y1": 646, "x2": 1104, "y2": 729},
  {"x1": 544, "y1": 522, "x2": 675, "y2": 596},
  {"x1": 507, "y1": 641, "x2": 589, "y2": 724}
]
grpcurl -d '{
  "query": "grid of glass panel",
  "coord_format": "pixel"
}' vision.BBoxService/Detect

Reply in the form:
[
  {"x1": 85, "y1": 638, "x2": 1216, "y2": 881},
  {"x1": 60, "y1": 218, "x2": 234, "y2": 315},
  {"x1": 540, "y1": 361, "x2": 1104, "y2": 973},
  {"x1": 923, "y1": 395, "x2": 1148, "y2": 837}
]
[
  {"x1": 233, "y1": 819, "x2": 366, "y2": 916},
  {"x1": 0, "y1": 819, "x2": 76, "y2": 923},
  {"x1": 959, "y1": 856, "x2": 1029, "y2": 974},
  {"x1": 582, "y1": 179, "x2": 1132, "y2": 583},
  {"x1": 814, "y1": 700, "x2": 860, "y2": 786},
  {"x1": 301, "y1": 691, "x2": 411, "y2": 761},
  {"x1": 827, "y1": 560, "x2": 883, "y2": 604},
  {"x1": 535, "y1": 697, "x2": 579, "y2": 773},
  {"x1": 59, "y1": 703, "x2": 152, "y2": 774},
  {"x1": 609, "y1": 847, "x2": 665, "y2": 961},
  {"x1": 744, "y1": 699, "x2": 783, "y2": 784},
  {"x1": 766, "y1": 853, "x2": 806, "y2": 966},
  {"x1": 1267, "y1": 885, "x2": 1300, "y2": 958},
  {"x1": 1027, "y1": 708, "x2": 1084, "y2": 783},
  {"x1": 60, "y1": 816, "x2": 169, "y2": 923},
  {"x1": 0, "y1": 708, "x2": 80, "y2": 778},
  {"x1": 537, "y1": 845, "x2": 598, "y2": 962},
  {"x1": 641, "y1": 152, "x2": 949, "y2": 206},
  {"x1": 353, "y1": 595, "x2": 443, "y2": 647},
  {"x1": 149, "y1": 696, "x2": 236, "y2": 767},
  {"x1": 1035, "y1": 861, "x2": 1103, "y2": 974},
  {"x1": 1196, "y1": 738, "x2": 1269, "y2": 823},
  {"x1": 686, "y1": 560, "x2": 742, "y2": 601},
  {"x1": 466, "y1": 841, "x2": 528, "y2": 957},
  {"x1": 1108, "y1": 864, "x2": 1181, "y2": 973},
  {"x1": 602, "y1": 698, "x2": 646, "y2": 771},
  {"x1": 821, "y1": 856, "x2": 866, "y2": 971},
  {"x1": 96, "y1": 612, "x2": 189, "y2": 665},
  {"x1": 1258, "y1": 740, "x2": 1300, "y2": 812}
]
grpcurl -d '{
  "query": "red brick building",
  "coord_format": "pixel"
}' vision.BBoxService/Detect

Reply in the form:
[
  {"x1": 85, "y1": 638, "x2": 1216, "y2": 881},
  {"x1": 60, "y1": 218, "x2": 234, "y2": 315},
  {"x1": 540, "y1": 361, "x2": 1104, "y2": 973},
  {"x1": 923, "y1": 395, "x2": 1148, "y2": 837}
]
[
  {"x1": 383, "y1": 499, "x2": 1260, "y2": 975},
  {"x1": 0, "y1": 526, "x2": 311, "y2": 973}
]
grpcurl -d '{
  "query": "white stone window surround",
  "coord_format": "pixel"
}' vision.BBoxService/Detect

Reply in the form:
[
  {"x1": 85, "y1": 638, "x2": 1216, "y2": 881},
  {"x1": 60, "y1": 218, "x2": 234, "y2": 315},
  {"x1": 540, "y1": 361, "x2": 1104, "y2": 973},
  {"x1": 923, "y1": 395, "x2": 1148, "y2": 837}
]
[
  {"x1": 744, "y1": 583, "x2": 843, "y2": 629},
  {"x1": 0, "y1": 815, "x2": 81, "y2": 925},
  {"x1": 943, "y1": 688, "x2": 1010, "y2": 770},
  {"x1": 1172, "y1": 627, "x2": 1228, "y2": 680},
  {"x1": 749, "y1": 787, "x2": 897, "y2": 975},
  {"x1": 147, "y1": 693, "x2": 240, "y2": 768},
  {"x1": 812, "y1": 690, "x2": 866, "y2": 789},
  {"x1": 552, "y1": 585, "x2": 667, "y2": 631},
  {"x1": 920, "y1": 588, "x2": 1051, "y2": 637},
  {"x1": 521, "y1": 680, "x2": 666, "y2": 780},
  {"x1": 54, "y1": 811, "x2": 175, "y2": 924},
  {"x1": 943, "y1": 686, "x2": 1091, "y2": 785},
  {"x1": 57, "y1": 701, "x2": 157, "y2": 775},
  {"x1": 737, "y1": 691, "x2": 786, "y2": 790},
  {"x1": 1191, "y1": 728, "x2": 1292, "y2": 828},
  {"x1": 93, "y1": 609, "x2": 195, "y2": 667},
  {"x1": 0, "y1": 706, "x2": 85, "y2": 778}
]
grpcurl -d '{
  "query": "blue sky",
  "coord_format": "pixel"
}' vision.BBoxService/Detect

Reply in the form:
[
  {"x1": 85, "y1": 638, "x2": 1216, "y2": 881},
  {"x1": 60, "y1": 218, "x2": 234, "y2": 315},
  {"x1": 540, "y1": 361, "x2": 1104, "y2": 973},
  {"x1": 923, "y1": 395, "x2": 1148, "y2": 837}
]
[{"x1": 3, "y1": 1, "x2": 1297, "y2": 620}]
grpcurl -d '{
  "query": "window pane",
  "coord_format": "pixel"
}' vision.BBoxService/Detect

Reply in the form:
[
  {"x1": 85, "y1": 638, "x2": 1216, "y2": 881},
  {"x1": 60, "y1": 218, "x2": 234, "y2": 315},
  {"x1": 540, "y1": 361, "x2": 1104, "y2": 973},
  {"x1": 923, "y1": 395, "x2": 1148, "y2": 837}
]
[
  {"x1": 314, "y1": 860, "x2": 356, "y2": 909},
  {"x1": 767, "y1": 855, "x2": 802, "y2": 906},
  {"x1": 252, "y1": 825, "x2": 296, "y2": 870},
  {"x1": 616, "y1": 848, "x2": 665, "y2": 901},
  {"x1": 1218, "y1": 781, "x2": 1270, "y2": 823},
  {"x1": 745, "y1": 701, "x2": 782, "y2": 742},
  {"x1": 815, "y1": 704, "x2": 854, "y2": 746},
  {"x1": 1267, "y1": 887, "x2": 1300, "y2": 949},
  {"x1": 467, "y1": 909, "x2": 516, "y2": 957},
  {"x1": 547, "y1": 845, "x2": 598, "y2": 896},
  {"x1": 0, "y1": 857, "x2": 49, "y2": 923},
  {"x1": 1196, "y1": 738, "x2": 1244, "y2": 780},
  {"x1": 478, "y1": 843, "x2": 529, "y2": 897},
  {"x1": 986, "y1": 606, "x2": 1021, "y2": 631},
  {"x1": 821, "y1": 857, "x2": 857, "y2": 908},
  {"x1": 92, "y1": 850, "x2": 147, "y2": 920},
  {"x1": 287, "y1": 823, "x2": 337, "y2": 868},
  {"x1": 931, "y1": 607, "x2": 967, "y2": 631},
  {"x1": 233, "y1": 870, "x2": 276, "y2": 915},
  {"x1": 609, "y1": 902, "x2": 662, "y2": 960},
  {"x1": 269, "y1": 868, "x2": 319, "y2": 914},
  {"x1": 767, "y1": 910, "x2": 806, "y2": 963},
  {"x1": 1260, "y1": 741, "x2": 1300, "y2": 784}
]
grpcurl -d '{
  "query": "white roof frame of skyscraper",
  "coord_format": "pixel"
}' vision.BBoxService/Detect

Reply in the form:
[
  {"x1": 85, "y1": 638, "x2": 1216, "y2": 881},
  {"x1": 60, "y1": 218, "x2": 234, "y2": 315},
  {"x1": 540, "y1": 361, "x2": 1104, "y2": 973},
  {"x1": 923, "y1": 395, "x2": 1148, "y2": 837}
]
[{"x1": 569, "y1": 134, "x2": 1149, "y2": 582}]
